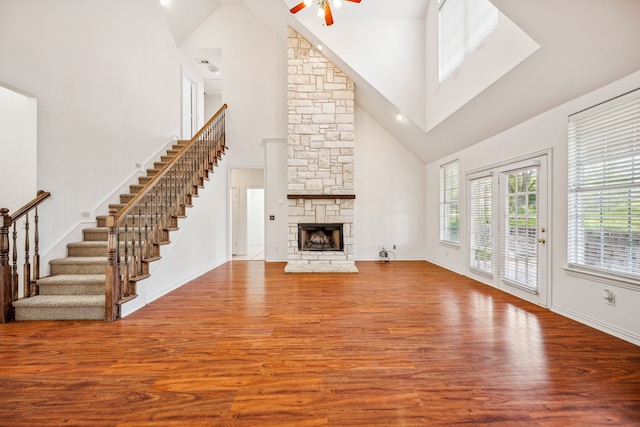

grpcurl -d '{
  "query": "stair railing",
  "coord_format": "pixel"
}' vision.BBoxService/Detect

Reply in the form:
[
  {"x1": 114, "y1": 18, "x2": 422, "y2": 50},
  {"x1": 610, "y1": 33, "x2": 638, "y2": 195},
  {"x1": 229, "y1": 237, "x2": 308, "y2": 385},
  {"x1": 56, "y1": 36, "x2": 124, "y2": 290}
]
[
  {"x1": 105, "y1": 104, "x2": 227, "y2": 321},
  {"x1": 1, "y1": 190, "x2": 52, "y2": 322}
]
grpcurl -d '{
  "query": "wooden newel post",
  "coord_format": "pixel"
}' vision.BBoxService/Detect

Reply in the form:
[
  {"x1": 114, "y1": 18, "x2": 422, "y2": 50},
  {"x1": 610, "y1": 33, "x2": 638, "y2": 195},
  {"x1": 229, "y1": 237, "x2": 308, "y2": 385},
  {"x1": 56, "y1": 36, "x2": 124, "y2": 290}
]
[
  {"x1": 105, "y1": 208, "x2": 119, "y2": 321},
  {"x1": 1, "y1": 209, "x2": 14, "y2": 323}
]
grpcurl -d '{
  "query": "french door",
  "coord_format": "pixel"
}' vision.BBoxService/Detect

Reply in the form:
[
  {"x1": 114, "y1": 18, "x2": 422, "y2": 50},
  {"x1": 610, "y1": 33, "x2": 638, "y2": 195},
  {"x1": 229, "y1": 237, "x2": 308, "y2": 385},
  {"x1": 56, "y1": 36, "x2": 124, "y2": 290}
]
[
  {"x1": 467, "y1": 154, "x2": 549, "y2": 307},
  {"x1": 498, "y1": 156, "x2": 548, "y2": 306}
]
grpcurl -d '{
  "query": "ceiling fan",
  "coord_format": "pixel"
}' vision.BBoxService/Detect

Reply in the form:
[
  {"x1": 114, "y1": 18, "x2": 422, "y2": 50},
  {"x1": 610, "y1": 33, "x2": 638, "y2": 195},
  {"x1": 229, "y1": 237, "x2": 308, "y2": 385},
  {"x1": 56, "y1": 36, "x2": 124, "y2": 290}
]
[{"x1": 290, "y1": 0, "x2": 362, "y2": 27}]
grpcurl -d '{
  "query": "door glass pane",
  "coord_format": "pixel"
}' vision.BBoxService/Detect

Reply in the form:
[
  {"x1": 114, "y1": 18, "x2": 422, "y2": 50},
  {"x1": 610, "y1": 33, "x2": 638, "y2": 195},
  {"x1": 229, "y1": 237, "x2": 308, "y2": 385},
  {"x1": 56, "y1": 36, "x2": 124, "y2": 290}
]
[
  {"x1": 469, "y1": 175, "x2": 493, "y2": 274},
  {"x1": 503, "y1": 168, "x2": 538, "y2": 291}
]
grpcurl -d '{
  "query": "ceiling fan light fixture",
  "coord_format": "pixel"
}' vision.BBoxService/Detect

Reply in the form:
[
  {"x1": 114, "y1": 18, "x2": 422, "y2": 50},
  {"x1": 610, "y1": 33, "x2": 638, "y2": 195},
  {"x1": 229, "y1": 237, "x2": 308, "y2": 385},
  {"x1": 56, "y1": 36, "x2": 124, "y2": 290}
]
[{"x1": 290, "y1": 0, "x2": 360, "y2": 26}]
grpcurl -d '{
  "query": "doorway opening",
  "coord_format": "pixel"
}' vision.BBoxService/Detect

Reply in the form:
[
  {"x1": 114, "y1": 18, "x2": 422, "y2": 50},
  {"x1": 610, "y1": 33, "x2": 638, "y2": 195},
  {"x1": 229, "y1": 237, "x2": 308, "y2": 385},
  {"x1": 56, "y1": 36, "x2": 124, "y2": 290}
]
[
  {"x1": 181, "y1": 72, "x2": 197, "y2": 139},
  {"x1": 0, "y1": 84, "x2": 37, "y2": 208},
  {"x1": 231, "y1": 169, "x2": 265, "y2": 261}
]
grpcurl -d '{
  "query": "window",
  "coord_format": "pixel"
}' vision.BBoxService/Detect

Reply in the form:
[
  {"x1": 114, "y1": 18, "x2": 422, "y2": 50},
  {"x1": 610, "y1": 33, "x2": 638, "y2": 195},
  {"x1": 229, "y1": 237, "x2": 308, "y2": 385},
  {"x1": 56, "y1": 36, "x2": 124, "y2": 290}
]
[
  {"x1": 438, "y1": 0, "x2": 499, "y2": 82},
  {"x1": 440, "y1": 160, "x2": 460, "y2": 243},
  {"x1": 469, "y1": 174, "x2": 492, "y2": 275},
  {"x1": 568, "y1": 90, "x2": 640, "y2": 280}
]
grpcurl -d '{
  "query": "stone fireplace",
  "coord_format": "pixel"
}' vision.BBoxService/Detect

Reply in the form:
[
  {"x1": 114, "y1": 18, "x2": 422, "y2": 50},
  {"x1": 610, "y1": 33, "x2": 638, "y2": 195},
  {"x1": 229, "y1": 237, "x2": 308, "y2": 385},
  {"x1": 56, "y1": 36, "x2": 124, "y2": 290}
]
[{"x1": 285, "y1": 28, "x2": 357, "y2": 273}]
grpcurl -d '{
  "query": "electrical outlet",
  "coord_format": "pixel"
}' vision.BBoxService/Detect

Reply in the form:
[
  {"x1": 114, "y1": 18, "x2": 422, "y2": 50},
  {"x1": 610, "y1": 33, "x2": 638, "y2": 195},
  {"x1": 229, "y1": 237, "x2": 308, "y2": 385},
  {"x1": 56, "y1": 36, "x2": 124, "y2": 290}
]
[
  {"x1": 393, "y1": 244, "x2": 396, "y2": 249},
  {"x1": 602, "y1": 289, "x2": 615, "y2": 306},
  {"x1": 79, "y1": 209, "x2": 95, "y2": 222}
]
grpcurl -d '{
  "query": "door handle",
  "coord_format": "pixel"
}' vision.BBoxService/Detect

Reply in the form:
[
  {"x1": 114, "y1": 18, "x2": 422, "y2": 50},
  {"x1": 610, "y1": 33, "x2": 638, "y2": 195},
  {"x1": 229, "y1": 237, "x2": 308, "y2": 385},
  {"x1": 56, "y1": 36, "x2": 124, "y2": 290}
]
[{"x1": 538, "y1": 238, "x2": 546, "y2": 244}]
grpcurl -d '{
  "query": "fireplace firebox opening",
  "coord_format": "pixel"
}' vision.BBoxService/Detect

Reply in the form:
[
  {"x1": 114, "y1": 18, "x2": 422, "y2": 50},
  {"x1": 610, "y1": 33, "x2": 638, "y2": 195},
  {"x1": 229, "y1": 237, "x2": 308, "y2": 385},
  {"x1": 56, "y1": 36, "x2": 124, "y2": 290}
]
[{"x1": 298, "y1": 223, "x2": 344, "y2": 252}]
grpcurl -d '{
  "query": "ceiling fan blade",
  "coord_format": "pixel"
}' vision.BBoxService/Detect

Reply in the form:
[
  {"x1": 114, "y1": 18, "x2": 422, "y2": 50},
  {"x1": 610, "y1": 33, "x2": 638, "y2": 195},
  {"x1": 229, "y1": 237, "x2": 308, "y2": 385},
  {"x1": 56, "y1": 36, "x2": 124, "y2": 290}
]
[
  {"x1": 290, "y1": 2, "x2": 307, "y2": 14},
  {"x1": 345, "y1": 0, "x2": 361, "y2": 3},
  {"x1": 324, "y1": 3, "x2": 334, "y2": 26}
]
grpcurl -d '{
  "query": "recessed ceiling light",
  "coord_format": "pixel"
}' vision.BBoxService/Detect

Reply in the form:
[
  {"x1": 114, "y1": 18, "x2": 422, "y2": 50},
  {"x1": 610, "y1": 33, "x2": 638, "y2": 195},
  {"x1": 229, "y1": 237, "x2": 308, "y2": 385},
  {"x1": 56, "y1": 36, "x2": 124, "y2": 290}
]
[
  {"x1": 159, "y1": 0, "x2": 169, "y2": 6},
  {"x1": 317, "y1": 44, "x2": 323, "y2": 51},
  {"x1": 396, "y1": 113, "x2": 404, "y2": 121}
]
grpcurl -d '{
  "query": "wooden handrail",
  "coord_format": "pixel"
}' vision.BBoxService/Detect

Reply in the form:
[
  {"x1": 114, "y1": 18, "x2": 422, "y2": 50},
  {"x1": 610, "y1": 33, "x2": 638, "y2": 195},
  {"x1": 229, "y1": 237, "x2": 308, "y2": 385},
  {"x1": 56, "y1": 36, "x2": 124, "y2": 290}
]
[
  {"x1": 9, "y1": 190, "x2": 51, "y2": 221},
  {"x1": 105, "y1": 104, "x2": 227, "y2": 321},
  {"x1": 1, "y1": 190, "x2": 51, "y2": 322},
  {"x1": 116, "y1": 104, "x2": 227, "y2": 221}
]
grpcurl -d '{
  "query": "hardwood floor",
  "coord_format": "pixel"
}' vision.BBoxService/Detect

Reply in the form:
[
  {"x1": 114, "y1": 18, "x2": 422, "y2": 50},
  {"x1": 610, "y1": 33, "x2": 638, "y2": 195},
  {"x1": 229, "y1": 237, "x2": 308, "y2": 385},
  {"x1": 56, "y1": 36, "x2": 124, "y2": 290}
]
[{"x1": 1, "y1": 261, "x2": 639, "y2": 426}]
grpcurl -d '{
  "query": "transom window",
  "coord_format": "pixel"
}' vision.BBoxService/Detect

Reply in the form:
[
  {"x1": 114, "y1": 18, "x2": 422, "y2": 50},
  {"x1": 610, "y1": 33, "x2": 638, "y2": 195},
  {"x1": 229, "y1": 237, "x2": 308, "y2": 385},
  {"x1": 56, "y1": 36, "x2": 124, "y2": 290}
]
[
  {"x1": 438, "y1": 0, "x2": 499, "y2": 82},
  {"x1": 568, "y1": 89, "x2": 640, "y2": 280}
]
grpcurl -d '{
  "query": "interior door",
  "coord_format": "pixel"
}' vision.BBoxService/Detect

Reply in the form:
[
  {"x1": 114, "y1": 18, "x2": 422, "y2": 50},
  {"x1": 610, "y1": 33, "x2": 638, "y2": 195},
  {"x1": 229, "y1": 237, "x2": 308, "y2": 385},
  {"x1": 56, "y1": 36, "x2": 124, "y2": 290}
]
[{"x1": 498, "y1": 155, "x2": 548, "y2": 306}]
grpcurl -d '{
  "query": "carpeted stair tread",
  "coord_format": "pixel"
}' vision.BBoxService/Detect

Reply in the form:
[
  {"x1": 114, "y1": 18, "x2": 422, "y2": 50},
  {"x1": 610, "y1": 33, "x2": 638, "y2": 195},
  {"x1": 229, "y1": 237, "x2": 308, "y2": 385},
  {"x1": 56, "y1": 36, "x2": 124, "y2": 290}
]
[
  {"x1": 37, "y1": 274, "x2": 105, "y2": 296},
  {"x1": 50, "y1": 256, "x2": 108, "y2": 265},
  {"x1": 49, "y1": 257, "x2": 108, "y2": 275},
  {"x1": 68, "y1": 241, "x2": 108, "y2": 248},
  {"x1": 13, "y1": 295, "x2": 105, "y2": 321},
  {"x1": 13, "y1": 295, "x2": 104, "y2": 307},
  {"x1": 38, "y1": 274, "x2": 105, "y2": 285},
  {"x1": 67, "y1": 241, "x2": 108, "y2": 254},
  {"x1": 67, "y1": 241, "x2": 142, "y2": 256}
]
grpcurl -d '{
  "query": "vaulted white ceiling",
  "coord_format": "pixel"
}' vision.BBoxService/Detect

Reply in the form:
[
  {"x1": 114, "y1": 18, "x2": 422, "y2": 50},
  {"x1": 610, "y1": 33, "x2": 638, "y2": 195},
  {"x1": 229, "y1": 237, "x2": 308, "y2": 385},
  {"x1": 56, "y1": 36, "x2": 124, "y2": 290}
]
[{"x1": 163, "y1": 0, "x2": 640, "y2": 164}]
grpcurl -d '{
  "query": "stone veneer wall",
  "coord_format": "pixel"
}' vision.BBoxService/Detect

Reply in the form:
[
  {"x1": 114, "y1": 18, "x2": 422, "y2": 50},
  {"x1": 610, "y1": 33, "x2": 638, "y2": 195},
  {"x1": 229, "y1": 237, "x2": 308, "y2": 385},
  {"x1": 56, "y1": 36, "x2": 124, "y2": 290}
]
[{"x1": 285, "y1": 27, "x2": 357, "y2": 273}]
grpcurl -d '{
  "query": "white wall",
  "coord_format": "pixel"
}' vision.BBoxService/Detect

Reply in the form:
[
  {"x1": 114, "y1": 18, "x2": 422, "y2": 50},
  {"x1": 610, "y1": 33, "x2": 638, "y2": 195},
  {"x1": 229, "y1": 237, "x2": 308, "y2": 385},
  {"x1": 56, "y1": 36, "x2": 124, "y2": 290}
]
[
  {"x1": 355, "y1": 108, "x2": 425, "y2": 260},
  {"x1": 0, "y1": 0, "x2": 192, "y2": 268},
  {"x1": 0, "y1": 85, "x2": 37, "y2": 210},
  {"x1": 182, "y1": 3, "x2": 287, "y2": 169},
  {"x1": 425, "y1": 69, "x2": 640, "y2": 345},
  {"x1": 299, "y1": 18, "x2": 426, "y2": 130},
  {"x1": 264, "y1": 138, "x2": 288, "y2": 262},
  {"x1": 204, "y1": 94, "x2": 224, "y2": 122}
]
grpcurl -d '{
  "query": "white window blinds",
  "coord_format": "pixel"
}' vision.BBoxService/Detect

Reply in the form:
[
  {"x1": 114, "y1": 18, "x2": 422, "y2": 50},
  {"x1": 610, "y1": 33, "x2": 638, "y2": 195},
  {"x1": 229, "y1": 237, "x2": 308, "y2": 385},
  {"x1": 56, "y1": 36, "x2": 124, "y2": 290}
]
[
  {"x1": 469, "y1": 175, "x2": 492, "y2": 275},
  {"x1": 568, "y1": 90, "x2": 640, "y2": 279},
  {"x1": 438, "y1": 0, "x2": 498, "y2": 82},
  {"x1": 440, "y1": 160, "x2": 460, "y2": 243}
]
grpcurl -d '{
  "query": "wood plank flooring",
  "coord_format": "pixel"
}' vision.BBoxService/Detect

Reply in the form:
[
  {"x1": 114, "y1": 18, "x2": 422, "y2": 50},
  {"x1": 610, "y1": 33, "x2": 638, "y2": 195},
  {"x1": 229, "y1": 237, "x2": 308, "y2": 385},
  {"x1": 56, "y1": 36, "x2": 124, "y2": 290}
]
[{"x1": 1, "y1": 261, "x2": 639, "y2": 426}]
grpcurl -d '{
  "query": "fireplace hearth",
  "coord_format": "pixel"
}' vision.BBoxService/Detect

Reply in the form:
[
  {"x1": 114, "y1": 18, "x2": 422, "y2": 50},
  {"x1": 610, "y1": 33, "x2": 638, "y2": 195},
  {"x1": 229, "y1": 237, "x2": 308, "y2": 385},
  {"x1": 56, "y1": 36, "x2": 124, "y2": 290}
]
[{"x1": 298, "y1": 223, "x2": 344, "y2": 252}]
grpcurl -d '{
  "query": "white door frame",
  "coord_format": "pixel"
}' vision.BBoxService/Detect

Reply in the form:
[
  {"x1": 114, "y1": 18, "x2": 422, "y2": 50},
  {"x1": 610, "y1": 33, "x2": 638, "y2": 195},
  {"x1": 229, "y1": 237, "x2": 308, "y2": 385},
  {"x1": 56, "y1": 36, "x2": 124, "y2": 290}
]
[
  {"x1": 497, "y1": 155, "x2": 549, "y2": 307},
  {"x1": 466, "y1": 150, "x2": 552, "y2": 308}
]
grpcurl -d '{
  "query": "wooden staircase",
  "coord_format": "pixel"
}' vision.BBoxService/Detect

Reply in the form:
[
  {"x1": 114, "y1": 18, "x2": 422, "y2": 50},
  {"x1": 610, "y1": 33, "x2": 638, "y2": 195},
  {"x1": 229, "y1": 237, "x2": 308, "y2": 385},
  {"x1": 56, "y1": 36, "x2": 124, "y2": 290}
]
[
  {"x1": 13, "y1": 142, "x2": 181, "y2": 320},
  {"x1": 8, "y1": 105, "x2": 227, "y2": 321}
]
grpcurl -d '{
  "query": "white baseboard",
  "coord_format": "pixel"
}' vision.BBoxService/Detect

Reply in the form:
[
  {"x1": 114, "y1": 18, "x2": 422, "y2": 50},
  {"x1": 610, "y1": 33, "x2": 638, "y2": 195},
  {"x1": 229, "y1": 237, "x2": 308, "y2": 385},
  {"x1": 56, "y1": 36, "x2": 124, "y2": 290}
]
[{"x1": 552, "y1": 304, "x2": 640, "y2": 346}]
